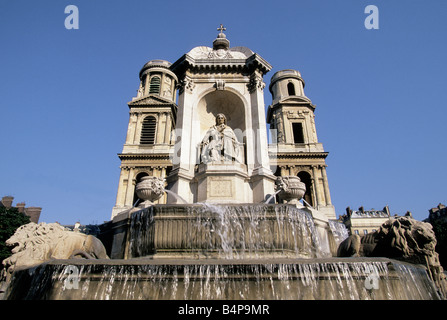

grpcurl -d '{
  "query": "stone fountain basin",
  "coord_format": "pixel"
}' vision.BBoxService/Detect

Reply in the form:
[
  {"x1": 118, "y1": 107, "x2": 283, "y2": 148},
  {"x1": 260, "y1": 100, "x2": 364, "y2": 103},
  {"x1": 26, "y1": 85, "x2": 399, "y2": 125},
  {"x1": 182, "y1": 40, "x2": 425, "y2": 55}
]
[
  {"x1": 3, "y1": 257, "x2": 441, "y2": 300},
  {"x1": 106, "y1": 204, "x2": 332, "y2": 260}
]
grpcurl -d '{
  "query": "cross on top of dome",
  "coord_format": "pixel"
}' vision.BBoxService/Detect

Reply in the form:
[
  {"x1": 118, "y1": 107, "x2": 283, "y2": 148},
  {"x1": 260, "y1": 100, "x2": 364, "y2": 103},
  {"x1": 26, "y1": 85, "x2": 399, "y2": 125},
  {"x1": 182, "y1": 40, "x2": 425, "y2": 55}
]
[
  {"x1": 217, "y1": 24, "x2": 226, "y2": 34},
  {"x1": 213, "y1": 24, "x2": 229, "y2": 49}
]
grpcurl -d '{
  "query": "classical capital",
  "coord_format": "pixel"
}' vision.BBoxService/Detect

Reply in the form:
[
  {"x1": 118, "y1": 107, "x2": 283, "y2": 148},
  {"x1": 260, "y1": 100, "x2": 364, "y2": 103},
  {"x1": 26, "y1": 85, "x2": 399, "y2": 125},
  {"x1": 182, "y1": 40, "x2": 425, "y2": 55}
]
[
  {"x1": 247, "y1": 74, "x2": 265, "y2": 93},
  {"x1": 179, "y1": 77, "x2": 195, "y2": 94}
]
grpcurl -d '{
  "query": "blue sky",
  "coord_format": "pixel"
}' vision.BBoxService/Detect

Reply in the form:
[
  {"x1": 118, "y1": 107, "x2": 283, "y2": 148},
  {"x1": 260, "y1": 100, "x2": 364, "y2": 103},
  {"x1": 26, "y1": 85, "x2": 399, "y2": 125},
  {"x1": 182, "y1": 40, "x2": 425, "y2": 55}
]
[{"x1": 1, "y1": 0, "x2": 446, "y2": 224}]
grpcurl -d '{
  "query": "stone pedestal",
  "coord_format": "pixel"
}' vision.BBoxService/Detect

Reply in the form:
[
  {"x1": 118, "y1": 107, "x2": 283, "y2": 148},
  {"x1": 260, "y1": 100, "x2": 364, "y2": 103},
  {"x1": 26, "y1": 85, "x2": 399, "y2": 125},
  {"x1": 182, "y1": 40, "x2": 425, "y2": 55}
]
[
  {"x1": 249, "y1": 167, "x2": 277, "y2": 203},
  {"x1": 195, "y1": 163, "x2": 249, "y2": 203}
]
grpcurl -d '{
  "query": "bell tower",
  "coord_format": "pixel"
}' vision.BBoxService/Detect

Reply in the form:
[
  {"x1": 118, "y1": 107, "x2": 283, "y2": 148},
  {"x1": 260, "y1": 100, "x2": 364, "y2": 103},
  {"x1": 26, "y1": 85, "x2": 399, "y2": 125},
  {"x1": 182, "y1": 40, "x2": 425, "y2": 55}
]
[
  {"x1": 111, "y1": 60, "x2": 178, "y2": 219},
  {"x1": 267, "y1": 70, "x2": 336, "y2": 219}
]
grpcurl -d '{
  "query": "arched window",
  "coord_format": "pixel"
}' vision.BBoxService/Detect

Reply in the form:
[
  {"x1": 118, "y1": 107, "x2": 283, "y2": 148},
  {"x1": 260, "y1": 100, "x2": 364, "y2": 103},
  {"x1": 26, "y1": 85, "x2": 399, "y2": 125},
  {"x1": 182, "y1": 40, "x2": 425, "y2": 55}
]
[
  {"x1": 298, "y1": 171, "x2": 313, "y2": 207},
  {"x1": 140, "y1": 116, "x2": 157, "y2": 145},
  {"x1": 287, "y1": 82, "x2": 296, "y2": 96},
  {"x1": 149, "y1": 76, "x2": 161, "y2": 94}
]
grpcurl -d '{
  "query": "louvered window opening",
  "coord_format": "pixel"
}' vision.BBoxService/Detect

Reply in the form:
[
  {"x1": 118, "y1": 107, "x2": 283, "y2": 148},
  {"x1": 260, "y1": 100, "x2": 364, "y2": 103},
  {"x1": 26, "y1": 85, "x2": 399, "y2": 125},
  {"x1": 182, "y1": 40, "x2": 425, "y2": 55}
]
[
  {"x1": 149, "y1": 76, "x2": 161, "y2": 94},
  {"x1": 140, "y1": 117, "x2": 157, "y2": 145}
]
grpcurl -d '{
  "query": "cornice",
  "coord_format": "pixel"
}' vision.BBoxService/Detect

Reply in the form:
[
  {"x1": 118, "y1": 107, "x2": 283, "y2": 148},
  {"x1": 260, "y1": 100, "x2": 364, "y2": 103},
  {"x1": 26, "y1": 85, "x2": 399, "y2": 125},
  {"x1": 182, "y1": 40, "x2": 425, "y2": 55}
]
[
  {"x1": 170, "y1": 52, "x2": 271, "y2": 77},
  {"x1": 269, "y1": 151, "x2": 329, "y2": 160},
  {"x1": 118, "y1": 153, "x2": 173, "y2": 161},
  {"x1": 128, "y1": 95, "x2": 177, "y2": 107}
]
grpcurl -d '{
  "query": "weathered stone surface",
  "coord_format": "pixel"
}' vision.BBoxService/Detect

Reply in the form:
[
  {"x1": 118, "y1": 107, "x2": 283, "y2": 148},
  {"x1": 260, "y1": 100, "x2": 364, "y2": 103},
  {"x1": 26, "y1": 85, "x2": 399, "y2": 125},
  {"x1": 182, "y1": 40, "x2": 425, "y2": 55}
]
[
  {"x1": 1, "y1": 222, "x2": 109, "y2": 287},
  {"x1": 337, "y1": 216, "x2": 447, "y2": 296}
]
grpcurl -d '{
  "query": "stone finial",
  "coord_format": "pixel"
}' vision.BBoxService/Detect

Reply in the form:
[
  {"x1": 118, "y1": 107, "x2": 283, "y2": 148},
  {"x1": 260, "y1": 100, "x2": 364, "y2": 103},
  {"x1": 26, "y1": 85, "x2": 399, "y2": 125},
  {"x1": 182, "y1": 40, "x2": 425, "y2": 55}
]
[
  {"x1": 217, "y1": 24, "x2": 226, "y2": 34},
  {"x1": 213, "y1": 24, "x2": 229, "y2": 50}
]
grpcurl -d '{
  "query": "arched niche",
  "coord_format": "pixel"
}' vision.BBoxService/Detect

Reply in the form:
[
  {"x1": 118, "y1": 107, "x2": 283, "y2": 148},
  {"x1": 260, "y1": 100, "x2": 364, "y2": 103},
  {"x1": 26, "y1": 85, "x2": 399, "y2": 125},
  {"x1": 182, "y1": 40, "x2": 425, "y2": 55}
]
[{"x1": 197, "y1": 90, "x2": 246, "y2": 140}]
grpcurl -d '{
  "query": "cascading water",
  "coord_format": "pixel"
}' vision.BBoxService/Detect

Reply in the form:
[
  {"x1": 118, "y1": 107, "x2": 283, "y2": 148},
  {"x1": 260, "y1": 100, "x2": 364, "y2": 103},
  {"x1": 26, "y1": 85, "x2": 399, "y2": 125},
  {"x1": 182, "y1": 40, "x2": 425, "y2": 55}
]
[
  {"x1": 127, "y1": 203, "x2": 331, "y2": 260},
  {"x1": 328, "y1": 220, "x2": 349, "y2": 248},
  {"x1": 3, "y1": 203, "x2": 443, "y2": 300},
  {"x1": 163, "y1": 189, "x2": 188, "y2": 204},
  {"x1": 263, "y1": 189, "x2": 282, "y2": 204},
  {"x1": 5, "y1": 258, "x2": 441, "y2": 300}
]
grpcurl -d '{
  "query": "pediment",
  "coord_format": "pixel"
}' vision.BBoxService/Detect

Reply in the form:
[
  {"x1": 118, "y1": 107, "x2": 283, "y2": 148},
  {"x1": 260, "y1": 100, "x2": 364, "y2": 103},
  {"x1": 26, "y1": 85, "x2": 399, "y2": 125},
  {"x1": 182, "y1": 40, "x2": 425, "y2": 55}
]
[
  {"x1": 279, "y1": 96, "x2": 313, "y2": 104},
  {"x1": 128, "y1": 95, "x2": 173, "y2": 106}
]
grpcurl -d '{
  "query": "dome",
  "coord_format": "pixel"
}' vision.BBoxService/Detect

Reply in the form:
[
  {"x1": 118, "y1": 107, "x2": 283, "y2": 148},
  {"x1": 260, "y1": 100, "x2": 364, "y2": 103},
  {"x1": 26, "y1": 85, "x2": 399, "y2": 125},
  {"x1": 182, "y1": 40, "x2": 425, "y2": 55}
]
[
  {"x1": 170, "y1": 26, "x2": 271, "y2": 75},
  {"x1": 269, "y1": 69, "x2": 310, "y2": 104},
  {"x1": 141, "y1": 59, "x2": 172, "y2": 69},
  {"x1": 186, "y1": 46, "x2": 254, "y2": 60},
  {"x1": 270, "y1": 69, "x2": 303, "y2": 85},
  {"x1": 139, "y1": 59, "x2": 177, "y2": 81}
]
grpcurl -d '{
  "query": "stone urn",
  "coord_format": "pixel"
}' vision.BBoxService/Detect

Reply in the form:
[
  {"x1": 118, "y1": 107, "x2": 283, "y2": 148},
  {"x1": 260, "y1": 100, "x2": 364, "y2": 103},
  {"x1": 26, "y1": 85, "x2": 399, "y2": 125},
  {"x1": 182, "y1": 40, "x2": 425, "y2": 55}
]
[
  {"x1": 135, "y1": 176, "x2": 165, "y2": 207},
  {"x1": 276, "y1": 176, "x2": 306, "y2": 205}
]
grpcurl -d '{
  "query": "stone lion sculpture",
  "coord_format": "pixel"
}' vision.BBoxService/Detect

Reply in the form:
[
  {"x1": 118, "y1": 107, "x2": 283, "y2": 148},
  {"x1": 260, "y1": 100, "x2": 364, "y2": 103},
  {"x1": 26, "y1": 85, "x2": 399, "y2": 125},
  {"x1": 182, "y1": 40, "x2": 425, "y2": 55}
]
[
  {"x1": 337, "y1": 216, "x2": 446, "y2": 296},
  {"x1": 1, "y1": 222, "x2": 108, "y2": 283},
  {"x1": 337, "y1": 216, "x2": 437, "y2": 260}
]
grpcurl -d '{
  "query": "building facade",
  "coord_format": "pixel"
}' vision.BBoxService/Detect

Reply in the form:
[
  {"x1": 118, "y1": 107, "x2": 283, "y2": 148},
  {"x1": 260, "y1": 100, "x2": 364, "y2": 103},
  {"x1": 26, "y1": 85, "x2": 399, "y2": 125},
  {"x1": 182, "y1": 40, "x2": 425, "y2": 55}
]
[
  {"x1": 267, "y1": 70, "x2": 335, "y2": 219},
  {"x1": 341, "y1": 206, "x2": 391, "y2": 235},
  {"x1": 111, "y1": 27, "x2": 336, "y2": 220},
  {"x1": 111, "y1": 61, "x2": 178, "y2": 218}
]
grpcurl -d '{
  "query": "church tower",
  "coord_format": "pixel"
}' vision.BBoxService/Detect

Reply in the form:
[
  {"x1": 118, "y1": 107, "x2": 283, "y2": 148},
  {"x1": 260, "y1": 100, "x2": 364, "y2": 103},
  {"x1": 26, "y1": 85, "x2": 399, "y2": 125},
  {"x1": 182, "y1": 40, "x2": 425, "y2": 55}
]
[
  {"x1": 267, "y1": 70, "x2": 336, "y2": 219},
  {"x1": 111, "y1": 60, "x2": 178, "y2": 218}
]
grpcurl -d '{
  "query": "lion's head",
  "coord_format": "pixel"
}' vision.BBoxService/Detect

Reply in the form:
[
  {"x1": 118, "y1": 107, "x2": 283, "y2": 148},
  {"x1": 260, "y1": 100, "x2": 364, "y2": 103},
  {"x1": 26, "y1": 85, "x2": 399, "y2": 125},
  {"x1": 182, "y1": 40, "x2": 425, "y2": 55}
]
[
  {"x1": 377, "y1": 216, "x2": 437, "y2": 260},
  {"x1": 3, "y1": 222, "x2": 68, "y2": 272}
]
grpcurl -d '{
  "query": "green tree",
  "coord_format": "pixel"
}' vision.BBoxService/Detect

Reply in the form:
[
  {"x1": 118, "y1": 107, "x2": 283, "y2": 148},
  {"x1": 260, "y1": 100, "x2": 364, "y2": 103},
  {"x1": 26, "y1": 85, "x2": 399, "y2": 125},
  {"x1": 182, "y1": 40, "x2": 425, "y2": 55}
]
[{"x1": 0, "y1": 206, "x2": 30, "y2": 270}]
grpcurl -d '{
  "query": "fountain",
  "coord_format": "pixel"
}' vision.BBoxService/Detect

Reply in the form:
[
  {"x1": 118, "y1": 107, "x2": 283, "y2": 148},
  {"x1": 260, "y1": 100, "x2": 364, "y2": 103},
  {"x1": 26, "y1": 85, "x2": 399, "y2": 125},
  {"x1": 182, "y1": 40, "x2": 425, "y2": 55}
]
[
  {"x1": 2, "y1": 176, "x2": 445, "y2": 300},
  {"x1": 2, "y1": 30, "x2": 446, "y2": 301}
]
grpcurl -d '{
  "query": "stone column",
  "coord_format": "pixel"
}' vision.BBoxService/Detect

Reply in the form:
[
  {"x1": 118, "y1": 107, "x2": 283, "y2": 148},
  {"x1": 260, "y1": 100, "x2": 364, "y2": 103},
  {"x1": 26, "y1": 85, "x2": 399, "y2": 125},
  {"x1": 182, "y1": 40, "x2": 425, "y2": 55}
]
[
  {"x1": 143, "y1": 74, "x2": 149, "y2": 96},
  {"x1": 248, "y1": 72, "x2": 276, "y2": 202},
  {"x1": 156, "y1": 112, "x2": 165, "y2": 144},
  {"x1": 125, "y1": 113, "x2": 138, "y2": 144},
  {"x1": 311, "y1": 165, "x2": 321, "y2": 209},
  {"x1": 134, "y1": 112, "x2": 143, "y2": 144},
  {"x1": 321, "y1": 165, "x2": 332, "y2": 206},
  {"x1": 124, "y1": 168, "x2": 136, "y2": 207},
  {"x1": 166, "y1": 77, "x2": 196, "y2": 203},
  {"x1": 114, "y1": 168, "x2": 128, "y2": 207},
  {"x1": 248, "y1": 72, "x2": 271, "y2": 171},
  {"x1": 164, "y1": 112, "x2": 172, "y2": 144}
]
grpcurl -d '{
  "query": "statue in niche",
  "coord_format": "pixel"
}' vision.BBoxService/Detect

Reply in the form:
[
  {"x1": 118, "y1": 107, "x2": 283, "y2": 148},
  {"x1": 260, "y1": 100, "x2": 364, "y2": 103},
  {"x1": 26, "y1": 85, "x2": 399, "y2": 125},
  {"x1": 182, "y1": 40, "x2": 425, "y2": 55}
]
[{"x1": 201, "y1": 113, "x2": 241, "y2": 163}]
